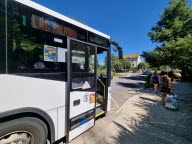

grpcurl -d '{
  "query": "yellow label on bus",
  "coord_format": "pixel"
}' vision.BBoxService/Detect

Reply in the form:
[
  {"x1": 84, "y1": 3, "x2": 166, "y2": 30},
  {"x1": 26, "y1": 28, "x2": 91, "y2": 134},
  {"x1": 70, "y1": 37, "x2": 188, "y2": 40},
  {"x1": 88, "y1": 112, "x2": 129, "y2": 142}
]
[{"x1": 89, "y1": 93, "x2": 95, "y2": 104}]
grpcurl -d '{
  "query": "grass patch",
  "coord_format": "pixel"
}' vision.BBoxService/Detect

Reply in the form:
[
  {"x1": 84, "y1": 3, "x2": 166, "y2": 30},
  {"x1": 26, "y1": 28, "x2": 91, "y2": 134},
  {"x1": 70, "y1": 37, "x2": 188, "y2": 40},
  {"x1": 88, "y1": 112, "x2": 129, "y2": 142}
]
[{"x1": 113, "y1": 73, "x2": 127, "y2": 78}]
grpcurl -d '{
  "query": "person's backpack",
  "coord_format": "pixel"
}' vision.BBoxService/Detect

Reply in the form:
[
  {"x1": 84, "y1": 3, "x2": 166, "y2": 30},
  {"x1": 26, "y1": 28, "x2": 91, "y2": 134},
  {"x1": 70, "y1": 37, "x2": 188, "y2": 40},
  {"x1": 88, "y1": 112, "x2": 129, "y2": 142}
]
[
  {"x1": 152, "y1": 75, "x2": 158, "y2": 83},
  {"x1": 160, "y1": 76, "x2": 169, "y2": 93}
]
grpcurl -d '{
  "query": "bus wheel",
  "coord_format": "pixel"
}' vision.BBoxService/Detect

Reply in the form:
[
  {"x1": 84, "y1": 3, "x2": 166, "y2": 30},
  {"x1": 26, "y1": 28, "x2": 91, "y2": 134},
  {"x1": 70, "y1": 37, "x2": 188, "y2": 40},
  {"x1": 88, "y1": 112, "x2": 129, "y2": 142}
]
[{"x1": 0, "y1": 117, "x2": 48, "y2": 144}]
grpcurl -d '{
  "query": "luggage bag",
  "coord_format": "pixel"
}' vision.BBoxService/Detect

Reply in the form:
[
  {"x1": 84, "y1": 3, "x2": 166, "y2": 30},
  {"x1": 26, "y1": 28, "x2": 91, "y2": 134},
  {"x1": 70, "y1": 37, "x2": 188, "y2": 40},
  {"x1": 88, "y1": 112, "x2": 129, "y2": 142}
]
[{"x1": 165, "y1": 94, "x2": 178, "y2": 110}]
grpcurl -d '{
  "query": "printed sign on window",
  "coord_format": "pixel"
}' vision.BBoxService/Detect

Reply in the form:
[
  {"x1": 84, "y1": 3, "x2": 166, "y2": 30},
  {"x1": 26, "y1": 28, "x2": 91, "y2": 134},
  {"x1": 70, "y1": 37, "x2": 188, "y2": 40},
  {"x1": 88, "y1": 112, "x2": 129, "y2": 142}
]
[
  {"x1": 57, "y1": 47, "x2": 67, "y2": 62},
  {"x1": 44, "y1": 45, "x2": 57, "y2": 62},
  {"x1": 82, "y1": 81, "x2": 91, "y2": 90}
]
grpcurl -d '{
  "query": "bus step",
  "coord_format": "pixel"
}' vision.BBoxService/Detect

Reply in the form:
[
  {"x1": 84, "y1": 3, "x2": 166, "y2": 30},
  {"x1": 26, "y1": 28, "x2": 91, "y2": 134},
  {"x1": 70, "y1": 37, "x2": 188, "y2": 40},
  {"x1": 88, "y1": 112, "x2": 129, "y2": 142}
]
[
  {"x1": 96, "y1": 103, "x2": 101, "y2": 108},
  {"x1": 95, "y1": 107, "x2": 105, "y2": 118}
]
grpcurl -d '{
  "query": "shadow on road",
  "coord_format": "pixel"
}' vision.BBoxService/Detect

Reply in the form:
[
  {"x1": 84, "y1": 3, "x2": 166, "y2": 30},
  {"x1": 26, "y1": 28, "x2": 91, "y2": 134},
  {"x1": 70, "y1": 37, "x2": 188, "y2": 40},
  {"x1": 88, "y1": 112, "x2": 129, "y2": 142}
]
[
  {"x1": 116, "y1": 74, "x2": 145, "y2": 88},
  {"x1": 120, "y1": 74, "x2": 146, "y2": 81},
  {"x1": 107, "y1": 120, "x2": 173, "y2": 144},
  {"x1": 116, "y1": 82, "x2": 144, "y2": 88},
  {"x1": 103, "y1": 82, "x2": 192, "y2": 144},
  {"x1": 139, "y1": 96, "x2": 159, "y2": 103}
]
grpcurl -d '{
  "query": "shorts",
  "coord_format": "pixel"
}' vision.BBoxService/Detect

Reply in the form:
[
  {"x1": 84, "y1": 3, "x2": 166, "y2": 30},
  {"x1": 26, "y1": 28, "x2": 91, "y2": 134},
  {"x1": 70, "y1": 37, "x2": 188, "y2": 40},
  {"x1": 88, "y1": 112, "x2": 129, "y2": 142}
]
[{"x1": 152, "y1": 82, "x2": 159, "y2": 84}]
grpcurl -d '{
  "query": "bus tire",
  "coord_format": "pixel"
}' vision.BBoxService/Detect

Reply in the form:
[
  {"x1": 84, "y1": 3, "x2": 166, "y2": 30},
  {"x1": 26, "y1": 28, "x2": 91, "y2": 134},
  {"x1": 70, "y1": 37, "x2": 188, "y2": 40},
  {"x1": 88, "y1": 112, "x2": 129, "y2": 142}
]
[{"x1": 0, "y1": 117, "x2": 48, "y2": 144}]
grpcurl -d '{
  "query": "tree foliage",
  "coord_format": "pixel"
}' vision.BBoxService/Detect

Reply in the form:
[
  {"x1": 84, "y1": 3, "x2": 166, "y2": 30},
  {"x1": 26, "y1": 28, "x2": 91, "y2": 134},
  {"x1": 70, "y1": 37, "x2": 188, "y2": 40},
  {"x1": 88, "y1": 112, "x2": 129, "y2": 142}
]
[
  {"x1": 104, "y1": 54, "x2": 132, "y2": 72},
  {"x1": 138, "y1": 62, "x2": 150, "y2": 70},
  {"x1": 121, "y1": 58, "x2": 132, "y2": 70},
  {"x1": 143, "y1": 0, "x2": 192, "y2": 74}
]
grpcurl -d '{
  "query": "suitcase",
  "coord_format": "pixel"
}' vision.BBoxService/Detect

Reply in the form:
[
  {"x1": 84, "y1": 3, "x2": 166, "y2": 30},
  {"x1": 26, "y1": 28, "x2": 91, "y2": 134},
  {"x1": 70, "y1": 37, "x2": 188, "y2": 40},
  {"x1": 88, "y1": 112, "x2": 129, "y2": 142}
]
[{"x1": 165, "y1": 94, "x2": 178, "y2": 110}]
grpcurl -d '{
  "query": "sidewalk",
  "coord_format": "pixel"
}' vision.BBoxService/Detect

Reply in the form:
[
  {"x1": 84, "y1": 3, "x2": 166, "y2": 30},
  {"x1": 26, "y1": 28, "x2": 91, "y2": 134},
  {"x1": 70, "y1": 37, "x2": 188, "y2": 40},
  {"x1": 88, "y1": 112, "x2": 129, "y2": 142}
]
[{"x1": 70, "y1": 82, "x2": 192, "y2": 144}]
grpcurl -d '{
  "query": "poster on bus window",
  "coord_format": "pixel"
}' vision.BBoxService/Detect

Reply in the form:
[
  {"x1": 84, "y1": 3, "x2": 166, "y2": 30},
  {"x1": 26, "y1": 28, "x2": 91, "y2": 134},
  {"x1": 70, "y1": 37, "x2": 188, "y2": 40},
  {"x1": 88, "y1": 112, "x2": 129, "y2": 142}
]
[
  {"x1": 57, "y1": 47, "x2": 67, "y2": 62},
  {"x1": 44, "y1": 45, "x2": 57, "y2": 62}
]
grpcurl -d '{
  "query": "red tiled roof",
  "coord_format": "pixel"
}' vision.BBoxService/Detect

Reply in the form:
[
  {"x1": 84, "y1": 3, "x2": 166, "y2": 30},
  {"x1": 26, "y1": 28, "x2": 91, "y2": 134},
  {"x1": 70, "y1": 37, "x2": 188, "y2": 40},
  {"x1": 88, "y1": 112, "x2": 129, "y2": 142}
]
[{"x1": 123, "y1": 53, "x2": 140, "y2": 59}]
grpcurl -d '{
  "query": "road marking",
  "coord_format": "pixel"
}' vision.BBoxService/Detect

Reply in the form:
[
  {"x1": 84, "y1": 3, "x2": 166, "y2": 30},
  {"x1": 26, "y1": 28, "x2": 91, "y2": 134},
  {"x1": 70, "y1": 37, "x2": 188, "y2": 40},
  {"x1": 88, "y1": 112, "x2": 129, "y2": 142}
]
[
  {"x1": 111, "y1": 91, "x2": 134, "y2": 96},
  {"x1": 111, "y1": 95, "x2": 120, "y2": 108},
  {"x1": 115, "y1": 98, "x2": 131, "y2": 114}
]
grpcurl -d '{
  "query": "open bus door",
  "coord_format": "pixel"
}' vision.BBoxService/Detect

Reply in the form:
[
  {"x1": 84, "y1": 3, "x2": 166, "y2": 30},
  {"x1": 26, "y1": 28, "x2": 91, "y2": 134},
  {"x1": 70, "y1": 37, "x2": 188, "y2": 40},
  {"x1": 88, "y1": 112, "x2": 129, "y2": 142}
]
[
  {"x1": 95, "y1": 41, "x2": 122, "y2": 119},
  {"x1": 66, "y1": 39, "x2": 97, "y2": 142},
  {"x1": 95, "y1": 47, "x2": 109, "y2": 118}
]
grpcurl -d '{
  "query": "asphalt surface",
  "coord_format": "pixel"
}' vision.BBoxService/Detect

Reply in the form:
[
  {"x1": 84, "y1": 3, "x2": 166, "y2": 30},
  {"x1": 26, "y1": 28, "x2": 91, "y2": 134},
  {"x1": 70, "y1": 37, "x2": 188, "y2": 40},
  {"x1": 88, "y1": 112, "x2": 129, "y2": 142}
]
[{"x1": 110, "y1": 73, "x2": 146, "y2": 111}]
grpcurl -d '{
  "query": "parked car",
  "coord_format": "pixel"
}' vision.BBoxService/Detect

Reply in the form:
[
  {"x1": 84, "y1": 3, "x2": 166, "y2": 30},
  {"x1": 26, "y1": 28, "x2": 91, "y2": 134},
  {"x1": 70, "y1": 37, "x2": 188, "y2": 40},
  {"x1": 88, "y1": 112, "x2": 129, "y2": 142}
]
[{"x1": 142, "y1": 69, "x2": 152, "y2": 75}]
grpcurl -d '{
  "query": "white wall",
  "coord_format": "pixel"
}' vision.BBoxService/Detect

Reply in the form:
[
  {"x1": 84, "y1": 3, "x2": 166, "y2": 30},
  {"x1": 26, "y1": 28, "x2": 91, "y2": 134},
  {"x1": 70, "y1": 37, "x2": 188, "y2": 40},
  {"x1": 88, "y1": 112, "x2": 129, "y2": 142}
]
[
  {"x1": 128, "y1": 55, "x2": 141, "y2": 67},
  {"x1": 136, "y1": 55, "x2": 142, "y2": 66},
  {"x1": 129, "y1": 58, "x2": 137, "y2": 67}
]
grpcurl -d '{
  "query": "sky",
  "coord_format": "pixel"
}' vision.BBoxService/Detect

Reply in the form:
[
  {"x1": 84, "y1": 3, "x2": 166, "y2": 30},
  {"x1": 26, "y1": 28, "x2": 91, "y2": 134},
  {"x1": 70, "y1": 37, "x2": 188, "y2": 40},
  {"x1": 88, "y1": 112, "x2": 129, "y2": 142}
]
[{"x1": 32, "y1": 0, "x2": 192, "y2": 59}]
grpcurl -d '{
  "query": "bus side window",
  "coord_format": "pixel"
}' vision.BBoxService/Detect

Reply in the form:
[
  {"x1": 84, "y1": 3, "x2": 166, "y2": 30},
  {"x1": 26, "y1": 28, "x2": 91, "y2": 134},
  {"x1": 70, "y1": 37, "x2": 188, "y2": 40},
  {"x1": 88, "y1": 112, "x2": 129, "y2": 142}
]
[{"x1": 34, "y1": 61, "x2": 45, "y2": 69}]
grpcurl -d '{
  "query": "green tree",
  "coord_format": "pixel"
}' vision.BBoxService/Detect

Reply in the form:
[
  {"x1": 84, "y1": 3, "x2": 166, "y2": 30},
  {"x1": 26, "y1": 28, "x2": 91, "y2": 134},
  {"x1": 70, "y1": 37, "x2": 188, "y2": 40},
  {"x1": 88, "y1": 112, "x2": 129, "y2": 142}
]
[
  {"x1": 105, "y1": 54, "x2": 129, "y2": 72},
  {"x1": 148, "y1": 0, "x2": 192, "y2": 43},
  {"x1": 121, "y1": 58, "x2": 132, "y2": 71},
  {"x1": 97, "y1": 64, "x2": 106, "y2": 76},
  {"x1": 143, "y1": 0, "x2": 192, "y2": 74},
  {"x1": 114, "y1": 60, "x2": 123, "y2": 72},
  {"x1": 138, "y1": 62, "x2": 150, "y2": 69}
]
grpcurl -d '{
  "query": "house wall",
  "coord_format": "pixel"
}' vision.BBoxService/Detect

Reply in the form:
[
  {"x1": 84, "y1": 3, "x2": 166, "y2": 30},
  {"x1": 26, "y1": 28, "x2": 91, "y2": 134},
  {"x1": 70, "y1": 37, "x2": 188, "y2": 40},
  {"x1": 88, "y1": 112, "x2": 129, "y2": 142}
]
[
  {"x1": 137, "y1": 55, "x2": 141, "y2": 66},
  {"x1": 128, "y1": 56, "x2": 141, "y2": 67},
  {"x1": 129, "y1": 58, "x2": 137, "y2": 67}
]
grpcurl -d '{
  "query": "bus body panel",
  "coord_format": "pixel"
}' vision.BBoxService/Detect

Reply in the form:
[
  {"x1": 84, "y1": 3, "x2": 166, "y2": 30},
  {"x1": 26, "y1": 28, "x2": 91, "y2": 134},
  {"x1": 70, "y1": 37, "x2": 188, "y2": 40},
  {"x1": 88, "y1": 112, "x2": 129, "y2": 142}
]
[
  {"x1": 47, "y1": 109, "x2": 58, "y2": 140},
  {"x1": 57, "y1": 106, "x2": 67, "y2": 139},
  {"x1": 0, "y1": 74, "x2": 67, "y2": 141},
  {"x1": 69, "y1": 91, "x2": 95, "y2": 119},
  {"x1": 0, "y1": 75, "x2": 67, "y2": 112},
  {"x1": 47, "y1": 107, "x2": 66, "y2": 140},
  {"x1": 69, "y1": 119, "x2": 94, "y2": 141}
]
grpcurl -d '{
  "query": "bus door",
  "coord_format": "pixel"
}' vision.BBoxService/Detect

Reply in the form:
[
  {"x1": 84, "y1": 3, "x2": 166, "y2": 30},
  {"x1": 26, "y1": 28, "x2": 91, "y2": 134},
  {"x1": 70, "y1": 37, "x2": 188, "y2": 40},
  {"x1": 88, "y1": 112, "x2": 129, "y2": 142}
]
[
  {"x1": 67, "y1": 39, "x2": 96, "y2": 142},
  {"x1": 96, "y1": 47, "x2": 109, "y2": 118}
]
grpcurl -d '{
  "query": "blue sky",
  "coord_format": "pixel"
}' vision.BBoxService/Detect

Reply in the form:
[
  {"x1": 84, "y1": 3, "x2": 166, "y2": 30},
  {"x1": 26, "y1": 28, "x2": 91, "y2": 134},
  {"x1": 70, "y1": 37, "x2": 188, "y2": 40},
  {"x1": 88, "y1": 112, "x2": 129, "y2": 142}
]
[{"x1": 32, "y1": 0, "x2": 192, "y2": 58}]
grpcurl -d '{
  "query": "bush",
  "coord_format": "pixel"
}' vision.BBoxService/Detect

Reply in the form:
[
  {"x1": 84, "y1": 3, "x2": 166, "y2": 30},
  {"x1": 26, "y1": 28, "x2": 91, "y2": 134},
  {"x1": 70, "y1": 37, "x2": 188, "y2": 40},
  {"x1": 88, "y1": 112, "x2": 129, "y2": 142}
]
[
  {"x1": 112, "y1": 73, "x2": 127, "y2": 78},
  {"x1": 144, "y1": 73, "x2": 153, "y2": 89},
  {"x1": 131, "y1": 67, "x2": 142, "y2": 73},
  {"x1": 133, "y1": 69, "x2": 142, "y2": 73}
]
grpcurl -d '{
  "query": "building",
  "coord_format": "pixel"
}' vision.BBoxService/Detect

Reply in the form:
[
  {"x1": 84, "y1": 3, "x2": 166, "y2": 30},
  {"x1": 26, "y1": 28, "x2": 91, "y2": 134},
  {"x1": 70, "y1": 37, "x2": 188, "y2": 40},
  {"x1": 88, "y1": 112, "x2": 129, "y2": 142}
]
[{"x1": 124, "y1": 53, "x2": 141, "y2": 67}]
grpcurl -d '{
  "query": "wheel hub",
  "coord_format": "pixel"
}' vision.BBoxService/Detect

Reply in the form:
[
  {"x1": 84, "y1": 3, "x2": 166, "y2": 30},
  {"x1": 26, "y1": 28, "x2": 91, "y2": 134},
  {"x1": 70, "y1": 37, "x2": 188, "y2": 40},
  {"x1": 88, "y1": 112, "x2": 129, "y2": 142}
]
[{"x1": 0, "y1": 132, "x2": 32, "y2": 144}]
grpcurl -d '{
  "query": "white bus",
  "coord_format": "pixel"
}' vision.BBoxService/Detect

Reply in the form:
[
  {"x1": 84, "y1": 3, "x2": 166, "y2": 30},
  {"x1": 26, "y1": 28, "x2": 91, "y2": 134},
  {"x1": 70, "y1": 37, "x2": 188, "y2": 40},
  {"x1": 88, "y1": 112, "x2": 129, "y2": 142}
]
[{"x1": 0, "y1": 0, "x2": 122, "y2": 143}]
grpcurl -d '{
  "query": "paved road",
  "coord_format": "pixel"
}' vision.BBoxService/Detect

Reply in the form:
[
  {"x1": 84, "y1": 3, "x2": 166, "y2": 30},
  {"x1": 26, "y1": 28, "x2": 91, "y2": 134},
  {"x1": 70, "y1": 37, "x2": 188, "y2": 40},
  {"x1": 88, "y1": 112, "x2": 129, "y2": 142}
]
[{"x1": 110, "y1": 73, "x2": 146, "y2": 112}]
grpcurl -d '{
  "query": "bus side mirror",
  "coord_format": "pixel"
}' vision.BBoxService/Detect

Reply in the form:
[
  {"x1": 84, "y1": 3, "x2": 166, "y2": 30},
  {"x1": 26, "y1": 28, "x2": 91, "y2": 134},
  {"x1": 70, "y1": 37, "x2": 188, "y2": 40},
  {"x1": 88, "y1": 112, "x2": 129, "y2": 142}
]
[{"x1": 118, "y1": 48, "x2": 123, "y2": 59}]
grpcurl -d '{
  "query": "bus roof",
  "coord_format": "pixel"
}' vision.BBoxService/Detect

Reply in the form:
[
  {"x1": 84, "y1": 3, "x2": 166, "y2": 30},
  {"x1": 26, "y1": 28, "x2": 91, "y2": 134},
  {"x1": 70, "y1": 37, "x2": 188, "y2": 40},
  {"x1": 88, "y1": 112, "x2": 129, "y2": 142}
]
[{"x1": 15, "y1": 0, "x2": 110, "y2": 39}]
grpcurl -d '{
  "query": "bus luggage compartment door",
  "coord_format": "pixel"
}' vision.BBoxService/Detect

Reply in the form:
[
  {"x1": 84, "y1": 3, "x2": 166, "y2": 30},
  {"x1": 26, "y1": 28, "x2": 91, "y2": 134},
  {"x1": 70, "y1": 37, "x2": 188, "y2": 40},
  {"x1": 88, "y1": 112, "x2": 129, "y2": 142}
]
[{"x1": 68, "y1": 91, "x2": 95, "y2": 141}]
